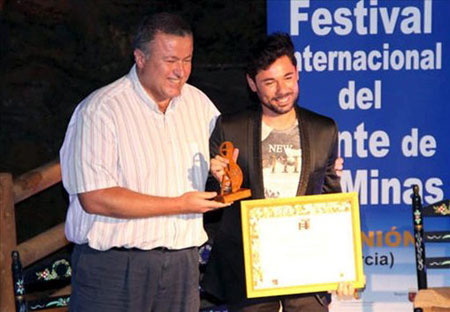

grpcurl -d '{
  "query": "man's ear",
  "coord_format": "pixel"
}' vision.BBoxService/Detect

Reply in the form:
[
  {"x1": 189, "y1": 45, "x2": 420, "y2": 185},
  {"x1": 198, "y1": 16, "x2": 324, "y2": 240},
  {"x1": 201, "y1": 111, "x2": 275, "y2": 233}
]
[
  {"x1": 134, "y1": 49, "x2": 146, "y2": 69},
  {"x1": 246, "y1": 74, "x2": 257, "y2": 92}
]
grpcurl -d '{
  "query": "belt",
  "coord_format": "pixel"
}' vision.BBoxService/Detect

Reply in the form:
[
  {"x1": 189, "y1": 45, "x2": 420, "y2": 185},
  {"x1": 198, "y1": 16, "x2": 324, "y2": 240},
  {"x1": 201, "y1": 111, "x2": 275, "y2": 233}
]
[{"x1": 110, "y1": 246, "x2": 195, "y2": 253}]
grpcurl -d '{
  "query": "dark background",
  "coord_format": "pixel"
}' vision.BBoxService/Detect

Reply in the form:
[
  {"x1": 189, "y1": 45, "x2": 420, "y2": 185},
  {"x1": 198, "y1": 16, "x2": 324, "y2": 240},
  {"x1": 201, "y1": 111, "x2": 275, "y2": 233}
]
[{"x1": 0, "y1": 0, "x2": 266, "y2": 242}]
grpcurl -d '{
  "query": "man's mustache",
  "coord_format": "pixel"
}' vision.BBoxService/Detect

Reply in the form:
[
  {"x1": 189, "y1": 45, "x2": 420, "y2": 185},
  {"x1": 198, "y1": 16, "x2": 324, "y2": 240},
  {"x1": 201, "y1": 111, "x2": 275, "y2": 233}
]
[{"x1": 272, "y1": 92, "x2": 293, "y2": 101}]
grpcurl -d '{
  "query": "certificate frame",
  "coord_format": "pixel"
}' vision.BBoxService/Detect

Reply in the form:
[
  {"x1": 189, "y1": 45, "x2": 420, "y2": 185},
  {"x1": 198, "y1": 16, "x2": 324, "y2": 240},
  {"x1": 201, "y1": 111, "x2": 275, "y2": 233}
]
[{"x1": 240, "y1": 192, "x2": 365, "y2": 298}]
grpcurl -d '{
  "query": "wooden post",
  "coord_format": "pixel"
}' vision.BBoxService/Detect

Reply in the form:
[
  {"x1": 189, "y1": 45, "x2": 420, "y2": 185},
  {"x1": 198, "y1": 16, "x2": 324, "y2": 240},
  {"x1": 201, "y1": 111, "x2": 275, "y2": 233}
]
[
  {"x1": 13, "y1": 159, "x2": 61, "y2": 204},
  {"x1": 0, "y1": 173, "x2": 17, "y2": 312},
  {"x1": 412, "y1": 184, "x2": 427, "y2": 290},
  {"x1": 17, "y1": 222, "x2": 69, "y2": 267}
]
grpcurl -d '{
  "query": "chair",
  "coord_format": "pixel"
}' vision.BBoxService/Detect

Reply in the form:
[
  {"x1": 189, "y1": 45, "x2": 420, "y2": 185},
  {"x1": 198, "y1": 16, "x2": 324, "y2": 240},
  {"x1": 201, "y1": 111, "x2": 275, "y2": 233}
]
[
  {"x1": 411, "y1": 185, "x2": 450, "y2": 312},
  {"x1": 11, "y1": 250, "x2": 71, "y2": 312}
]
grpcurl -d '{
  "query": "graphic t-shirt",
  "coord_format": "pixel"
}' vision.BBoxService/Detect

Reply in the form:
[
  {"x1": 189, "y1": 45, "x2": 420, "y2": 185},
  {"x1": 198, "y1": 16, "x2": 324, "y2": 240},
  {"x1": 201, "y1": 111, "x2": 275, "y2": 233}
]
[{"x1": 261, "y1": 120, "x2": 301, "y2": 199}]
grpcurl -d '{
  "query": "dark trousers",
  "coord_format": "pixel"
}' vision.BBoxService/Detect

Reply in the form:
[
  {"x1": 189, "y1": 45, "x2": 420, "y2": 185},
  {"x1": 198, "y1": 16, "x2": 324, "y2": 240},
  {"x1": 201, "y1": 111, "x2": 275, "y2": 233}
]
[
  {"x1": 69, "y1": 244, "x2": 200, "y2": 312},
  {"x1": 228, "y1": 294, "x2": 329, "y2": 312}
]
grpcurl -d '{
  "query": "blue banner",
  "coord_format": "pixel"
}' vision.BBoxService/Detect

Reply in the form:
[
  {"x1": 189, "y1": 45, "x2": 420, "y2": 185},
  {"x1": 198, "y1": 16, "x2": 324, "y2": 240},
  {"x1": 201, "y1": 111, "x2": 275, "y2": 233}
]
[{"x1": 267, "y1": 1, "x2": 449, "y2": 311}]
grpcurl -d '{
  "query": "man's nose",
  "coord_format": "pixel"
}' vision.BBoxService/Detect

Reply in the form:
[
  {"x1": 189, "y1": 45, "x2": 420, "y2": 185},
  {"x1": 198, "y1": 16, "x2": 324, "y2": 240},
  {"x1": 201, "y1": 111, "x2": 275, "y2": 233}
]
[
  {"x1": 174, "y1": 61, "x2": 185, "y2": 78},
  {"x1": 276, "y1": 80, "x2": 288, "y2": 94}
]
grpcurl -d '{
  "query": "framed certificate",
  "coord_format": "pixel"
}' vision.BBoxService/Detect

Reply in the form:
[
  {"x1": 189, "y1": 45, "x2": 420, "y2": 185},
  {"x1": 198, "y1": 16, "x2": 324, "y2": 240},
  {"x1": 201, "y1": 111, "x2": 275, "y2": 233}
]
[{"x1": 240, "y1": 192, "x2": 365, "y2": 298}]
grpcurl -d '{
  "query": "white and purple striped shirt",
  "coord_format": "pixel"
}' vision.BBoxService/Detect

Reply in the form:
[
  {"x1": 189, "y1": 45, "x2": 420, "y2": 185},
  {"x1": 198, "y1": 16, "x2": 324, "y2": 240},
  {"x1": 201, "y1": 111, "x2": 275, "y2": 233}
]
[{"x1": 60, "y1": 65, "x2": 220, "y2": 251}]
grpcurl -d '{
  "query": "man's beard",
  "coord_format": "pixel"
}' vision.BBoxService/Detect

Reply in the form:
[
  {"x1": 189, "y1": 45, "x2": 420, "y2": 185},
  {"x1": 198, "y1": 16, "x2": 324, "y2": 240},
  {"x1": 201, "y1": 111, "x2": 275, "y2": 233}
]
[{"x1": 261, "y1": 93, "x2": 298, "y2": 115}]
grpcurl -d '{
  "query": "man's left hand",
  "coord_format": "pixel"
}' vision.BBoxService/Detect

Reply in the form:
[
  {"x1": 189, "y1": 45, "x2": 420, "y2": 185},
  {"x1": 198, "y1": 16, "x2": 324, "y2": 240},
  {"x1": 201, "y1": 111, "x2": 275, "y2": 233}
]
[
  {"x1": 334, "y1": 157, "x2": 344, "y2": 177},
  {"x1": 329, "y1": 282, "x2": 357, "y2": 300}
]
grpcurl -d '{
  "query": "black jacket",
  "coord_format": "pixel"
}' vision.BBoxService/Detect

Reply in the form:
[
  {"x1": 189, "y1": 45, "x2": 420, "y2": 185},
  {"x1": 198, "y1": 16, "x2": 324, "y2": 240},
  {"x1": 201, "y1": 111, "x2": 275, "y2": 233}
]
[{"x1": 202, "y1": 105, "x2": 341, "y2": 305}]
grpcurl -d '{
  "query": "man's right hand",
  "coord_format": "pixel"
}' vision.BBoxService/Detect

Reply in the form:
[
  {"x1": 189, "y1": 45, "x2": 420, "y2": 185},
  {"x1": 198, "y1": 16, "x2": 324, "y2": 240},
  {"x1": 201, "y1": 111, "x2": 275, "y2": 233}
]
[
  {"x1": 210, "y1": 148, "x2": 239, "y2": 182},
  {"x1": 178, "y1": 191, "x2": 231, "y2": 213},
  {"x1": 78, "y1": 187, "x2": 231, "y2": 218}
]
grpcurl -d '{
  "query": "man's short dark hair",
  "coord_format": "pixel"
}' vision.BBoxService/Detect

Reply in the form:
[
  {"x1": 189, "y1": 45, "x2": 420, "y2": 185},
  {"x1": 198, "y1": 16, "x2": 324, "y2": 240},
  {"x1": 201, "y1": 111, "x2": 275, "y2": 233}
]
[
  {"x1": 133, "y1": 12, "x2": 192, "y2": 55},
  {"x1": 246, "y1": 32, "x2": 297, "y2": 80}
]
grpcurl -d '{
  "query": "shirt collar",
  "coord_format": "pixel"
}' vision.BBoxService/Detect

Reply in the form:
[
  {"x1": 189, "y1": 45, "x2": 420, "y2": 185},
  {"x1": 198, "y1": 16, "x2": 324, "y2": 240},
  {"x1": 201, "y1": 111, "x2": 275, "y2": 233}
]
[{"x1": 128, "y1": 64, "x2": 180, "y2": 114}]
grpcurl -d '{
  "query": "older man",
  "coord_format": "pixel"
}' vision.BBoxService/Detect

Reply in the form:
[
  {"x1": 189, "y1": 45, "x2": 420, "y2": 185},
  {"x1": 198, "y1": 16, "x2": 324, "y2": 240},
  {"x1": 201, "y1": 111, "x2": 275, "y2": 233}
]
[{"x1": 60, "y1": 13, "x2": 228, "y2": 312}]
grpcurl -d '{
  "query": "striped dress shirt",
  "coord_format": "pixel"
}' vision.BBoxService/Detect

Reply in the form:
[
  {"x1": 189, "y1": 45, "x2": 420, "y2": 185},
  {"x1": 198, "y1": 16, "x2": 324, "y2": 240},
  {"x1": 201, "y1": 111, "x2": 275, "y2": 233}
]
[{"x1": 60, "y1": 65, "x2": 220, "y2": 251}]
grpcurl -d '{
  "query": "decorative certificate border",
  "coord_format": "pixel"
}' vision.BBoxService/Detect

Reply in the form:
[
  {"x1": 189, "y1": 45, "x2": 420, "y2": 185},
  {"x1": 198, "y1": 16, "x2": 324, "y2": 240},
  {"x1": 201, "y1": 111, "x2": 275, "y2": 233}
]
[{"x1": 241, "y1": 192, "x2": 365, "y2": 298}]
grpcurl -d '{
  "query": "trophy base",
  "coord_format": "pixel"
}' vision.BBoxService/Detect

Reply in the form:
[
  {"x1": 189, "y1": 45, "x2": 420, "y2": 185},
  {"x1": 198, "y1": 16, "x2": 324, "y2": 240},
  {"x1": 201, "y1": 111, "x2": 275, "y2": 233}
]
[{"x1": 215, "y1": 188, "x2": 252, "y2": 203}]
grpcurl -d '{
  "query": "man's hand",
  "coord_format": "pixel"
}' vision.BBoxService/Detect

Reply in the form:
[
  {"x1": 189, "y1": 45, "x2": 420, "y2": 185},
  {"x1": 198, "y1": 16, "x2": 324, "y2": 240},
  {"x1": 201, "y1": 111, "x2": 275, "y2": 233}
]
[
  {"x1": 210, "y1": 148, "x2": 239, "y2": 182},
  {"x1": 178, "y1": 191, "x2": 231, "y2": 213},
  {"x1": 78, "y1": 187, "x2": 230, "y2": 218},
  {"x1": 334, "y1": 156, "x2": 344, "y2": 177},
  {"x1": 329, "y1": 282, "x2": 359, "y2": 300}
]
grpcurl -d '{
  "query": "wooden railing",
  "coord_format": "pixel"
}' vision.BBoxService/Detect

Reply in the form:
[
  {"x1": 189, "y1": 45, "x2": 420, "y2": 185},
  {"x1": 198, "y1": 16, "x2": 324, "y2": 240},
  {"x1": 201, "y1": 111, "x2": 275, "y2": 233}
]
[{"x1": 0, "y1": 160, "x2": 69, "y2": 312}]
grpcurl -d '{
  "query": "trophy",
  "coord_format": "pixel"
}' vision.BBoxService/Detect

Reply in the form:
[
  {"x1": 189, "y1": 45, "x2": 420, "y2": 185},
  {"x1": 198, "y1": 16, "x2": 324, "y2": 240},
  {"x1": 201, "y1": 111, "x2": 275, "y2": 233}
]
[{"x1": 214, "y1": 141, "x2": 252, "y2": 203}]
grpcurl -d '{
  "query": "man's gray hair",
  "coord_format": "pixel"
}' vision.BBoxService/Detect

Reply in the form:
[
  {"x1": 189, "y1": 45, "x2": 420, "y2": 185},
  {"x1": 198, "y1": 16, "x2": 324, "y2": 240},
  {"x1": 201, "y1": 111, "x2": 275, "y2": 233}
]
[{"x1": 133, "y1": 12, "x2": 192, "y2": 55}]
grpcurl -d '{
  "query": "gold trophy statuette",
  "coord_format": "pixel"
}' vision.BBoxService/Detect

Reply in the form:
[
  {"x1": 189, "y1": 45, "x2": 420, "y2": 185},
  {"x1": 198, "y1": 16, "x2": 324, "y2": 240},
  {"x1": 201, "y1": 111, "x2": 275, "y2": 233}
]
[{"x1": 215, "y1": 141, "x2": 252, "y2": 203}]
